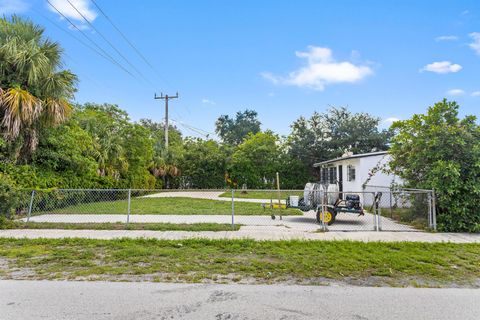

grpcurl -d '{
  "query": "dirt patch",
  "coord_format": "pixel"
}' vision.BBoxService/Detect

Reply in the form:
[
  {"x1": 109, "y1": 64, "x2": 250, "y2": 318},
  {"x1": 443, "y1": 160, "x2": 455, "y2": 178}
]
[
  {"x1": 1, "y1": 265, "x2": 478, "y2": 288},
  {"x1": 0, "y1": 258, "x2": 37, "y2": 279}
]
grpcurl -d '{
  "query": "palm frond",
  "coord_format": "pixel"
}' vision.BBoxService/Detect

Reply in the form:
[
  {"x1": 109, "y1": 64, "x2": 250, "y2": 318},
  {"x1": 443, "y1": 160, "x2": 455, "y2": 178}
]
[
  {"x1": 41, "y1": 70, "x2": 78, "y2": 100},
  {"x1": 42, "y1": 98, "x2": 72, "y2": 125},
  {"x1": 0, "y1": 87, "x2": 41, "y2": 139}
]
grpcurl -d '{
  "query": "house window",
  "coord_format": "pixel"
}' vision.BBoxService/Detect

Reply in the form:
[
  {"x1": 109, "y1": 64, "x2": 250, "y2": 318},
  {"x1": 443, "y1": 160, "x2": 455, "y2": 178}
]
[
  {"x1": 320, "y1": 166, "x2": 337, "y2": 184},
  {"x1": 329, "y1": 167, "x2": 337, "y2": 184},
  {"x1": 320, "y1": 168, "x2": 328, "y2": 184},
  {"x1": 347, "y1": 165, "x2": 356, "y2": 181}
]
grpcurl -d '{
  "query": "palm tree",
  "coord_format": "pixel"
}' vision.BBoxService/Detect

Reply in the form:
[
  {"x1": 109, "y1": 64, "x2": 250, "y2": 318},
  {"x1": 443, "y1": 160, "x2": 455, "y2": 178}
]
[{"x1": 0, "y1": 16, "x2": 77, "y2": 161}]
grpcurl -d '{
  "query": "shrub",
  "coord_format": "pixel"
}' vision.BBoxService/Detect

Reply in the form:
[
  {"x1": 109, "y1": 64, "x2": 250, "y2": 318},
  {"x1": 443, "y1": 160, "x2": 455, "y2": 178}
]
[
  {"x1": 389, "y1": 99, "x2": 480, "y2": 232},
  {"x1": 0, "y1": 173, "x2": 20, "y2": 219}
]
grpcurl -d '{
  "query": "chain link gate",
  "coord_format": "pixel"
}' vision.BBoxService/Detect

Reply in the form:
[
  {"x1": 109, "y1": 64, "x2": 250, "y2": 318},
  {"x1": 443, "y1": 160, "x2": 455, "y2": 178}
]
[{"x1": 315, "y1": 188, "x2": 436, "y2": 232}]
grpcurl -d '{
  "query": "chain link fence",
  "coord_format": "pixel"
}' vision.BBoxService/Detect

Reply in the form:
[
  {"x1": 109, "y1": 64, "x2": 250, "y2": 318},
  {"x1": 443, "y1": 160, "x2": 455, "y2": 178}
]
[
  {"x1": 11, "y1": 187, "x2": 435, "y2": 232},
  {"x1": 363, "y1": 185, "x2": 436, "y2": 231}
]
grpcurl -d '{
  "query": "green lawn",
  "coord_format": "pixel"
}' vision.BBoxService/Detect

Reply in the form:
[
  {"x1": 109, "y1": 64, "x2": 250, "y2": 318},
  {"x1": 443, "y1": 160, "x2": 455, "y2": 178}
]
[
  {"x1": 220, "y1": 190, "x2": 304, "y2": 199},
  {"x1": 0, "y1": 238, "x2": 478, "y2": 287},
  {"x1": 38, "y1": 197, "x2": 302, "y2": 216},
  {"x1": 4, "y1": 221, "x2": 240, "y2": 231}
]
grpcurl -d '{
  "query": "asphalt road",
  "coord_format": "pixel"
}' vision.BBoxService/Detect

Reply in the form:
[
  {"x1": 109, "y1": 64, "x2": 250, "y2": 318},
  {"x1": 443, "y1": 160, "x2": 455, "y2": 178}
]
[{"x1": 1, "y1": 281, "x2": 479, "y2": 320}]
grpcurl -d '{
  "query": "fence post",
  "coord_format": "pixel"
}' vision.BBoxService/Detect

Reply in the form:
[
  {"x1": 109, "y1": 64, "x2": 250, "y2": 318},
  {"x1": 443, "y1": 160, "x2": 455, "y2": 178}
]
[
  {"x1": 389, "y1": 192, "x2": 393, "y2": 218},
  {"x1": 26, "y1": 190, "x2": 35, "y2": 224},
  {"x1": 126, "y1": 189, "x2": 131, "y2": 225},
  {"x1": 374, "y1": 192, "x2": 380, "y2": 232},
  {"x1": 432, "y1": 189, "x2": 437, "y2": 231},
  {"x1": 276, "y1": 172, "x2": 282, "y2": 221},
  {"x1": 231, "y1": 189, "x2": 235, "y2": 230},
  {"x1": 321, "y1": 190, "x2": 327, "y2": 232},
  {"x1": 427, "y1": 192, "x2": 432, "y2": 229},
  {"x1": 377, "y1": 194, "x2": 382, "y2": 231}
]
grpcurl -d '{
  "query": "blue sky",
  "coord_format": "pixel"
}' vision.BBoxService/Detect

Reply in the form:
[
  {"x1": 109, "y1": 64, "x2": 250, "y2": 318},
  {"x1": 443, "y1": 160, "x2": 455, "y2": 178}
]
[{"x1": 2, "y1": 0, "x2": 480, "y2": 138}]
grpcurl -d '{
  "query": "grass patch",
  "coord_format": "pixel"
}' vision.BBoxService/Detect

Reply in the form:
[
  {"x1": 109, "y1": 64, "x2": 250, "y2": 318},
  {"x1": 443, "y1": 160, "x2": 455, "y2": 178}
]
[
  {"x1": 220, "y1": 190, "x2": 303, "y2": 199},
  {"x1": 0, "y1": 238, "x2": 478, "y2": 287},
  {"x1": 4, "y1": 221, "x2": 240, "y2": 231},
  {"x1": 37, "y1": 197, "x2": 302, "y2": 216}
]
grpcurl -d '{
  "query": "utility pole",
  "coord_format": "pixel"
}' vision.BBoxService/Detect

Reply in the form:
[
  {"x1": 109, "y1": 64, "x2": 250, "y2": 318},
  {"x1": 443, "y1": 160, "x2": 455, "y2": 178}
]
[{"x1": 154, "y1": 92, "x2": 179, "y2": 151}]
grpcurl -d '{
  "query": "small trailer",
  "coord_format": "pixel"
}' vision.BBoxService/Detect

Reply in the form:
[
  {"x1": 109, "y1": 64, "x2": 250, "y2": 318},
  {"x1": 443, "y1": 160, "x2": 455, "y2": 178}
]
[{"x1": 284, "y1": 183, "x2": 380, "y2": 225}]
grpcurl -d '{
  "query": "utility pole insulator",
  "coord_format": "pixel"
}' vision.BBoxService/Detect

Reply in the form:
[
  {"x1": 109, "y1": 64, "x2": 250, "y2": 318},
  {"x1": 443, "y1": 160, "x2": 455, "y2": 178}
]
[{"x1": 154, "y1": 92, "x2": 179, "y2": 152}]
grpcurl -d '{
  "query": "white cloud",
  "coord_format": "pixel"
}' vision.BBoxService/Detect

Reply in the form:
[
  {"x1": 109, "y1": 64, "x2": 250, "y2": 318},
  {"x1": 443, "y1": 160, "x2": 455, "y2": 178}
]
[
  {"x1": 261, "y1": 46, "x2": 373, "y2": 91},
  {"x1": 471, "y1": 91, "x2": 480, "y2": 97},
  {"x1": 201, "y1": 99, "x2": 216, "y2": 105},
  {"x1": 0, "y1": 0, "x2": 28, "y2": 14},
  {"x1": 446, "y1": 89, "x2": 465, "y2": 96},
  {"x1": 47, "y1": 0, "x2": 97, "y2": 26},
  {"x1": 383, "y1": 117, "x2": 400, "y2": 125},
  {"x1": 260, "y1": 72, "x2": 280, "y2": 84},
  {"x1": 435, "y1": 35, "x2": 458, "y2": 42},
  {"x1": 420, "y1": 61, "x2": 462, "y2": 74},
  {"x1": 469, "y1": 32, "x2": 480, "y2": 55}
]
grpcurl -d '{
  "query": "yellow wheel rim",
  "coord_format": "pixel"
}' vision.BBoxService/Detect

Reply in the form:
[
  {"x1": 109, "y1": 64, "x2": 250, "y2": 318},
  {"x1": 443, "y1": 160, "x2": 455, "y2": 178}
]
[{"x1": 320, "y1": 211, "x2": 332, "y2": 223}]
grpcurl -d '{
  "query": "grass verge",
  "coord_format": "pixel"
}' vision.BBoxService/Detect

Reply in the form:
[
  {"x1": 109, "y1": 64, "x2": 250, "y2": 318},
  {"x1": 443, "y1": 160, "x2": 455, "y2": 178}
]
[
  {"x1": 40, "y1": 197, "x2": 302, "y2": 215},
  {"x1": 0, "y1": 238, "x2": 478, "y2": 287},
  {"x1": 3, "y1": 221, "x2": 240, "y2": 231}
]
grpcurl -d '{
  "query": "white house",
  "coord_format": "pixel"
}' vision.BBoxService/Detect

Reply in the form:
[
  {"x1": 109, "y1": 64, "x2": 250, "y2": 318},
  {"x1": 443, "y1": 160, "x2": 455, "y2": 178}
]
[{"x1": 313, "y1": 151, "x2": 400, "y2": 195}]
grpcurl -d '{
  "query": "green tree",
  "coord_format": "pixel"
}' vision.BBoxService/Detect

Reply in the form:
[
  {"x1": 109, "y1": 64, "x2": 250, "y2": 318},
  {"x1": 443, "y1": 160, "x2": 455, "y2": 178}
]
[
  {"x1": 229, "y1": 131, "x2": 280, "y2": 188},
  {"x1": 389, "y1": 99, "x2": 480, "y2": 232},
  {"x1": 215, "y1": 109, "x2": 261, "y2": 145},
  {"x1": 0, "y1": 16, "x2": 77, "y2": 161},
  {"x1": 324, "y1": 107, "x2": 391, "y2": 155},
  {"x1": 287, "y1": 112, "x2": 328, "y2": 177},
  {"x1": 287, "y1": 107, "x2": 391, "y2": 176},
  {"x1": 32, "y1": 121, "x2": 99, "y2": 188},
  {"x1": 122, "y1": 123, "x2": 155, "y2": 189},
  {"x1": 179, "y1": 138, "x2": 228, "y2": 188},
  {"x1": 276, "y1": 152, "x2": 311, "y2": 189},
  {"x1": 73, "y1": 103, "x2": 157, "y2": 189},
  {"x1": 74, "y1": 103, "x2": 129, "y2": 180},
  {"x1": 139, "y1": 119, "x2": 183, "y2": 188},
  {"x1": 0, "y1": 172, "x2": 19, "y2": 220}
]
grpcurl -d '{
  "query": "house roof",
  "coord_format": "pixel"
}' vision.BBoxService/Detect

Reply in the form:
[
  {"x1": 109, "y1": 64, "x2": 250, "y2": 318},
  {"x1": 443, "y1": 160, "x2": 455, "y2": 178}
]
[{"x1": 313, "y1": 151, "x2": 388, "y2": 167}]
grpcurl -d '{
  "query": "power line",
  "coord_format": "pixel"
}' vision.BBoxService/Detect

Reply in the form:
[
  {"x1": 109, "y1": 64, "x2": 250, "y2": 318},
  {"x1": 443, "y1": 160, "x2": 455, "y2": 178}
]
[
  {"x1": 34, "y1": 8, "x2": 102, "y2": 60},
  {"x1": 65, "y1": 0, "x2": 153, "y2": 86},
  {"x1": 171, "y1": 120, "x2": 211, "y2": 138},
  {"x1": 170, "y1": 118, "x2": 217, "y2": 138},
  {"x1": 89, "y1": 0, "x2": 170, "y2": 87},
  {"x1": 36, "y1": 7, "x2": 124, "y2": 94},
  {"x1": 45, "y1": 0, "x2": 135, "y2": 78}
]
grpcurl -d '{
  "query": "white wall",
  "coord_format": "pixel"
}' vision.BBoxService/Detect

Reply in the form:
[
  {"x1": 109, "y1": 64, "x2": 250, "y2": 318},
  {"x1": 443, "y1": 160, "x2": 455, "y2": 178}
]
[
  {"x1": 337, "y1": 158, "x2": 362, "y2": 192},
  {"x1": 359, "y1": 154, "x2": 402, "y2": 188},
  {"x1": 324, "y1": 154, "x2": 401, "y2": 207}
]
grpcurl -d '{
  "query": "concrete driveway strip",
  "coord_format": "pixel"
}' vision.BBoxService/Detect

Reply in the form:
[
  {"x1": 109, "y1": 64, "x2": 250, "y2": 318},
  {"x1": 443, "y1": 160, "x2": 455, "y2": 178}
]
[
  {"x1": 1, "y1": 280, "x2": 479, "y2": 320},
  {"x1": 141, "y1": 191, "x2": 288, "y2": 203},
  {"x1": 1, "y1": 228, "x2": 480, "y2": 242}
]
